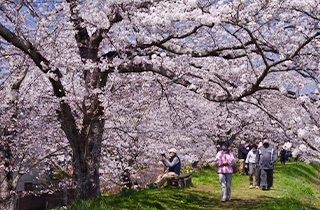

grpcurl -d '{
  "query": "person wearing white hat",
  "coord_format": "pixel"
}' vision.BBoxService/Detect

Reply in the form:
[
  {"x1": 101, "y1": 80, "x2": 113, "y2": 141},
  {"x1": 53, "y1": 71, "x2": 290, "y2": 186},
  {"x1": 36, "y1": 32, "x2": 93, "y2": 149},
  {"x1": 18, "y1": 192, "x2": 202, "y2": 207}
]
[
  {"x1": 154, "y1": 148, "x2": 181, "y2": 188},
  {"x1": 168, "y1": 148, "x2": 177, "y2": 153}
]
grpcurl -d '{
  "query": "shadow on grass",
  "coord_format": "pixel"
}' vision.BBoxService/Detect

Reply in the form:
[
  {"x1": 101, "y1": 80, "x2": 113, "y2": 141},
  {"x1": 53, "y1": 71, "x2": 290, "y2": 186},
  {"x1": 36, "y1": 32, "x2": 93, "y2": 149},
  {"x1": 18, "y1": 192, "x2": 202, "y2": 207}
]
[
  {"x1": 71, "y1": 188, "x2": 319, "y2": 210},
  {"x1": 219, "y1": 195, "x2": 319, "y2": 210},
  {"x1": 69, "y1": 164, "x2": 320, "y2": 209}
]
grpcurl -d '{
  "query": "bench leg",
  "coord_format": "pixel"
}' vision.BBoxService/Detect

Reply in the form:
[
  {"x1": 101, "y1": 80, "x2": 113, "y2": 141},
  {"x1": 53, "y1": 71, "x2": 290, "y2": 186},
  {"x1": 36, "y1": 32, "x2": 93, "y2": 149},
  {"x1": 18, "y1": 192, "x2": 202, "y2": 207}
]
[
  {"x1": 184, "y1": 177, "x2": 192, "y2": 187},
  {"x1": 178, "y1": 179, "x2": 184, "y2": 189}
]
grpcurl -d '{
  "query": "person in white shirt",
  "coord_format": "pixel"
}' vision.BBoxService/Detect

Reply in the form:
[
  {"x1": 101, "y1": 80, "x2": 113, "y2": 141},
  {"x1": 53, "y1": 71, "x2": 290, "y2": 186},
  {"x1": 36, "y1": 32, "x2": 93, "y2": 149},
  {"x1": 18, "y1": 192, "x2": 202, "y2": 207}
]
[{"x1": 245, "y1": 144, "x2": 259, "y2": 189}]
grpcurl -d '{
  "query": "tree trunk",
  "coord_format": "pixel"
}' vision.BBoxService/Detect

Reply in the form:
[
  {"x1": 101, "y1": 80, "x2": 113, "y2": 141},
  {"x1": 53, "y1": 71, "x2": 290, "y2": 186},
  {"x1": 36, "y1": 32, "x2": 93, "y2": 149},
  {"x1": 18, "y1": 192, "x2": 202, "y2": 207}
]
[
  {"x1": 58, "y1": 99, "x2": 105, "y2": 199},
  {"x1": 0, "y1": 196, "x2": 16, "y2": 210},
  {"x1": 121, "y1": 169, "x2": 132, "y2": 189},
  {"x1": 0, "y1": 0, "x2": 109, "y2": 200},
  {"x1": 0, "y1": 172, "x2": 17, "y2": 210},
  {"x1": 72, "y1": 119, "x2": 104, "y2": 199}
]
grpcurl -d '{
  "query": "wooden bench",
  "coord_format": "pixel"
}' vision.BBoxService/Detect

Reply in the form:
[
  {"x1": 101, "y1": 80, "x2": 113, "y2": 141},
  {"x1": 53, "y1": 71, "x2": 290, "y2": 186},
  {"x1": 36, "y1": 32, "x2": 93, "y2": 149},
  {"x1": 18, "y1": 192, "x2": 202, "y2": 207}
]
[{"x1": 167, "y1": 174, "x2": 192, "y2": 189}]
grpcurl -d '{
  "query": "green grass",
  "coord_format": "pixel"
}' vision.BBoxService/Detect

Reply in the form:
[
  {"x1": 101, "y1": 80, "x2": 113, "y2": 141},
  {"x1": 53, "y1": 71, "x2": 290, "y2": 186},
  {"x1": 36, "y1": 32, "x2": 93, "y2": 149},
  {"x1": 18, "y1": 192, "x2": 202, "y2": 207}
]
[{"x1": 68, "y1": 162, "x2": 320, "y2": 209}]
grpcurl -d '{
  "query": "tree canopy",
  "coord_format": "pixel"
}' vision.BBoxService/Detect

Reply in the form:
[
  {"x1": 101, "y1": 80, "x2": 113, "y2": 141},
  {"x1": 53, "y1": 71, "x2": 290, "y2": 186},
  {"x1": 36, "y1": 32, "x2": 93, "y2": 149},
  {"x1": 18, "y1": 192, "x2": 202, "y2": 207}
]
[{"x1": 0, "y1": 0, "x2": 319, "y2": 204}]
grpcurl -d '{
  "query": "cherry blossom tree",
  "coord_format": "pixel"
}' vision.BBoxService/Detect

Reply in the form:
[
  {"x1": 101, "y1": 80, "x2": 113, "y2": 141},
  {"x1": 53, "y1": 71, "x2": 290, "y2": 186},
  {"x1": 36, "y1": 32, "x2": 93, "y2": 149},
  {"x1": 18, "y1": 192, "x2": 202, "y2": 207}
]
[
  {"x1": 0, "y1": 58, "x2": 72, "y2": 208},
  {"x1": 0, "y1": 0, "x2": 319, "y2": 202}
]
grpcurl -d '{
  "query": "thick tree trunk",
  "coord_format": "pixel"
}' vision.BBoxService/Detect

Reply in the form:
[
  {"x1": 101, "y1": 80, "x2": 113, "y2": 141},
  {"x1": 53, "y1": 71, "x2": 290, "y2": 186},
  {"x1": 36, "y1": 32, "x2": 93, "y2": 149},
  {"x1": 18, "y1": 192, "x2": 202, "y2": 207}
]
[
  {"x1": 72, "y1": 118, "x2": 104, "y2": 199},
  {"x1": 59, "y1": 96, "x2": 105, "y2": 199},
  {"x1": 0, "y1": 0, "x2": 109, "y2": 201}
]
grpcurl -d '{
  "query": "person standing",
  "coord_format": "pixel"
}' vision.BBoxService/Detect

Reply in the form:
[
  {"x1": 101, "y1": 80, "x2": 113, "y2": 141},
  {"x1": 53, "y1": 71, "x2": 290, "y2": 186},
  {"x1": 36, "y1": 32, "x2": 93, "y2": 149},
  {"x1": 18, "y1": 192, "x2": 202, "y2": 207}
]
[
  {"x1": 245, "y1": 144, "x2": 259, "y2": 189},
  {"x1": 280, "y1": 147, "x2": 286, "y2": 165},
  {"x1": 244, "y1": 140, "x2": 250, "y2": 175},
  {"x1": 256, "y1": 139, "x2": 277, "y2": 190},
  {"x1": 238, "y1": 140, "x2": 248, "y2": 176},
  {"x1": 257, "y1": 141, "x2": 263, "y2": 186},
  {"x1": 215, "y1": 141, "x2": 235, "y2": 202},
  {"x1": 285, "y1": 150, "x2": 292, "y2": 162},
  {"x1": 154, "y1": 148, "x2": 181, "y2": 188}
]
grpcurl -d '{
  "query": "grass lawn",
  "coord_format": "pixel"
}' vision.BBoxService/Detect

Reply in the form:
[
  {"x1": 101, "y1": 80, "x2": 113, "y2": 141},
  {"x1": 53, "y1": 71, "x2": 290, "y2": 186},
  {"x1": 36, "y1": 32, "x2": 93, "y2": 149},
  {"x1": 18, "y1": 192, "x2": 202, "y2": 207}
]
[{"x1": 68, "y1": 161, "x2": 320, "y2": 209}]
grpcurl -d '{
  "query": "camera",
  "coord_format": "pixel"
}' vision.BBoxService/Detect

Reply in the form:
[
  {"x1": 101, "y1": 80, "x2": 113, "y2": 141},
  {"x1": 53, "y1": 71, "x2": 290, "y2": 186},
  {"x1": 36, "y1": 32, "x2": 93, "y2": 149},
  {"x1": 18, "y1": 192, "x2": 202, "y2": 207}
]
[{"x1": 161, "y1": 153, "x2": 166, "y2": 158}]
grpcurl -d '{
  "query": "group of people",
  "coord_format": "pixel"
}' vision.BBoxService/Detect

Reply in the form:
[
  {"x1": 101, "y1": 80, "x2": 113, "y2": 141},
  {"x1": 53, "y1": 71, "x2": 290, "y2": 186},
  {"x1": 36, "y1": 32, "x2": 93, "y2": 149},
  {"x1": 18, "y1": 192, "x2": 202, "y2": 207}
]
[
  {"x1": 152, "y1": 139, "x2": 277, "y2": 203},
  {"x1": 215, "y1": 139, "x2": 277, "y2": 202}
]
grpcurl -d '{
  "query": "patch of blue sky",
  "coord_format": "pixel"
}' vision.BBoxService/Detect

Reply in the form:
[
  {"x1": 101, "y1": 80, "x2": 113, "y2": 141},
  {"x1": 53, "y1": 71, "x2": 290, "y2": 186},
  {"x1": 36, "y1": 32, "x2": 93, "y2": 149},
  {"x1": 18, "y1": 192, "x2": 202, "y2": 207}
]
[
  {"x1": 17, "y1": 1, "x2": 66, "y2": 34},
  {"x1": 303, "y1": 83, "x2": 318, "y2": 94}
]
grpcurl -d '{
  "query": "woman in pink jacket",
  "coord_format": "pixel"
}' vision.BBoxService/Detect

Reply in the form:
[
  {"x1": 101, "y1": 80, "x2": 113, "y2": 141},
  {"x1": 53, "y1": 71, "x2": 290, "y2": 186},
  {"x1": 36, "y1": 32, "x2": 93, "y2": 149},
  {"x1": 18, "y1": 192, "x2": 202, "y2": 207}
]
[{"x1": 215, "y1": 141, "x2": 235, "y2": 202}]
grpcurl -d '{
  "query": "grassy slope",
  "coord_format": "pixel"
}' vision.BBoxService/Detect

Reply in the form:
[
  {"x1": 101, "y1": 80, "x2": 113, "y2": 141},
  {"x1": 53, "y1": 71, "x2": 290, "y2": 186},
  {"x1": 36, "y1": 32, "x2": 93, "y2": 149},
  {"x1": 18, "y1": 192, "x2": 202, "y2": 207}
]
[{"x1": 68, "y1": 162, "x2": 320, "y2": 210}]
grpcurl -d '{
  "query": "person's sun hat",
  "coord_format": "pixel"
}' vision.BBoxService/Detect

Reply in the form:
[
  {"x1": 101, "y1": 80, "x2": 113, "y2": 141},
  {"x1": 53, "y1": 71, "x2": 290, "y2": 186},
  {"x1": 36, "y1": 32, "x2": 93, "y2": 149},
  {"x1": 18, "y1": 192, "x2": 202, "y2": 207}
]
[{"x1": 168, "y1": 148, "x2": 177, "y2": 153}]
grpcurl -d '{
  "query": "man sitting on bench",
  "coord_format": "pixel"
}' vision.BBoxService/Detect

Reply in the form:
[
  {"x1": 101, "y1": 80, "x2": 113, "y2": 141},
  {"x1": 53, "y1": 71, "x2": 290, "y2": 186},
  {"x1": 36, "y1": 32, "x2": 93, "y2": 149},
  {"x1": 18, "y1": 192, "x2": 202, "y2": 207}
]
[{"x1": 154, "y1": 148, "x2": 181, "y2": 188}]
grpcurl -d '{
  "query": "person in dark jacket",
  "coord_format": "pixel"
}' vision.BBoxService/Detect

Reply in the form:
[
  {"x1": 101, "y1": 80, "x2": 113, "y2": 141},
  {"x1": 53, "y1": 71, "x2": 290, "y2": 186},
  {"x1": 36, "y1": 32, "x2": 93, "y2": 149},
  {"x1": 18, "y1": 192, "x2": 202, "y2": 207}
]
[
  {"x1": 248, "y1": 140, "x2": 258, "y2": 151},
  {"x1": 238, "y1": 140, "x2": 249, "y2": 175},
  {"x1": 244, "y1": 140, "x2": 250, "y2": 175},
  {"x1": 154, "y1": 148, "x2": 181, "y2": 188},
  {"x1": 280, "y1": 147, "x2": 286, "y2": 165},
  {"x1": 256, "y1": 139, "x2": 277, "y2": 190}
]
